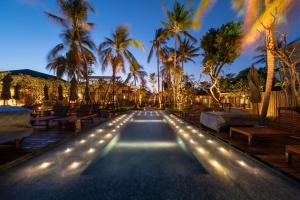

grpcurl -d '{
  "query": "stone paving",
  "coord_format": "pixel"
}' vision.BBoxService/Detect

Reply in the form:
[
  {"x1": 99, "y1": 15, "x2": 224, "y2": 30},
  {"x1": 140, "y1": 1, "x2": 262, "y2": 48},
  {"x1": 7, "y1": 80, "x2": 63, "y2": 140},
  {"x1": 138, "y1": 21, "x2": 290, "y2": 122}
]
[{"x1": 0, "y1": 111, "x2": 299, "y2": 200}]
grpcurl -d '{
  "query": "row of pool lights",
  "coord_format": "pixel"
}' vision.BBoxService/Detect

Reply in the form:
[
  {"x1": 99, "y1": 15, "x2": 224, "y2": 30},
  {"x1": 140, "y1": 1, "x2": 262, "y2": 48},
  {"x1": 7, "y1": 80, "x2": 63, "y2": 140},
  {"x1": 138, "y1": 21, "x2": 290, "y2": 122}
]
[
  {"x1": 34, "y1": 112, "x2": 135, "y2": 174},
  {"x1": 136, "y1": 111, "x2": 160, "y2": 117},
  {"x1": 164, "y1": 113, "x2": 258, "y2": 177}
]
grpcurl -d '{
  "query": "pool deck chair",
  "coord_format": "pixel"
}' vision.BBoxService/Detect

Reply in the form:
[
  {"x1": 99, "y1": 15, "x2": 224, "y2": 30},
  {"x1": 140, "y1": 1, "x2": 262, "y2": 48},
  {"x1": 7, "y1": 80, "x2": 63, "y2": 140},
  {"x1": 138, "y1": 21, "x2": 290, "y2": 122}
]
[
  {"x1": 285, "y1": 145, "x2": 300, "y2": 163},
  {"x1": 229, "y1": 109, "x2": 300, "y2": 146}
]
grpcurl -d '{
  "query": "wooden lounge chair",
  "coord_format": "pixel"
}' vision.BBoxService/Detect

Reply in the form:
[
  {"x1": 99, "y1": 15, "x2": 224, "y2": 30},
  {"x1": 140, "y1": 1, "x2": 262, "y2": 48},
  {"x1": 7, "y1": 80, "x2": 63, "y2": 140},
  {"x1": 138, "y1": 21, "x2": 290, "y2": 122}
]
[
  {"x1": 285, "y1": 145, "x2": 300, "y2": 163},
  {"x1": 31, "y1": 105, "x2": 69, "y2": 130},
  {"x1": 229, "y1": 110, "x2": 300, "y2": 146}
]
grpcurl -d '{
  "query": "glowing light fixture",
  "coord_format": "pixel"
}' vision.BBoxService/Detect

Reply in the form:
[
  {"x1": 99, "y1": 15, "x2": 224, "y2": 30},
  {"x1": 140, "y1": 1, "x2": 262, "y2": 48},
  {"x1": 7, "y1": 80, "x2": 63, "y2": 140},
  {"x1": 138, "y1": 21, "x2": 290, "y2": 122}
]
[
  {"x1": 80, "y1": 139, "x2": 86, "y2": 144},
  {"x1": 39, "y1": 162, "x2": 51, "y2": 169},
  {"x1": 69, "y1": 161, "x2": 81, "y2": 170},
  {"x1": 98, "y1": 140, "x2": 105, "y2": 144},
  {"x1": 87, "y1": 148, "x2": 95, "y2": 154},
  {"x1": 64, "y1": 148, "x2": 73, "y2": 153},
  {"x1": 105, "y1": 133, "x2": 113, "y2": 138},
  {"x1": 89, "y1": 134, "x2": 95, "y2": 137}
]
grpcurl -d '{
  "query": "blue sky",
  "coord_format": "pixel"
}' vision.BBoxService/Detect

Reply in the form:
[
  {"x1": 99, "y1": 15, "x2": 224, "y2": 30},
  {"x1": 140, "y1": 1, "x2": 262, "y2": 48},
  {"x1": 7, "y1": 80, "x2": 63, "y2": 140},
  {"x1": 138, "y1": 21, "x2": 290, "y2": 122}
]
[{"x1": 0, "y1": 0, "x2": 300, "y2": 82}]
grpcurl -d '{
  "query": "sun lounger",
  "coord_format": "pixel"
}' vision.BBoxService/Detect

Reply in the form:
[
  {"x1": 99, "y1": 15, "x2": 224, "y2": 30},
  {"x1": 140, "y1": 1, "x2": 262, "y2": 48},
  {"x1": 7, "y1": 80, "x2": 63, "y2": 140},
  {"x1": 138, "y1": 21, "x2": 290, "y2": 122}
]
[
  {"x1": 229, "y1": 110, "x2": 300, "y2": 145},
  {"x1": 285, "y1": 145, "x2": 300, "y2": 163}
]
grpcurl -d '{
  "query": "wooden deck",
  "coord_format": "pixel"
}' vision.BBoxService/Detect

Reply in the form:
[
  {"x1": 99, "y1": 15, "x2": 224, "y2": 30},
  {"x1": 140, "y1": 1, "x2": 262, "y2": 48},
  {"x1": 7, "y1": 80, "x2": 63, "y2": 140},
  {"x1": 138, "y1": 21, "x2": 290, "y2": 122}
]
[
  {"x1": 175, "y1": 112, "x2": 300, "y2": 181},
  {"x1": 0, "y1": 117, "x2": 107, "y2": 168}
]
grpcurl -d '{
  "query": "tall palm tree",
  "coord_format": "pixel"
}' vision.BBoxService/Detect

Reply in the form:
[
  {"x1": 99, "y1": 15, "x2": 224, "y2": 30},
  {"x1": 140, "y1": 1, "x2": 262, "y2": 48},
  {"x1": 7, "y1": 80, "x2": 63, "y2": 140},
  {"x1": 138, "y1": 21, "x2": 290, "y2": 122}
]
[
  {"x1": 177, "y1": 38, "x2": 200, "y2": 72},
  {"x1": 161, "y1": 0, "x2": 195, "y2": 106},
  {"x1": 45, "y1": 0, "x2": 96, "y2": 98},
  {"x1": 148, "y1": 28, "x2": 166, "y2": 107},
  {"x1": 98, "y1": 25, "x2": 145, "y2": 109}
]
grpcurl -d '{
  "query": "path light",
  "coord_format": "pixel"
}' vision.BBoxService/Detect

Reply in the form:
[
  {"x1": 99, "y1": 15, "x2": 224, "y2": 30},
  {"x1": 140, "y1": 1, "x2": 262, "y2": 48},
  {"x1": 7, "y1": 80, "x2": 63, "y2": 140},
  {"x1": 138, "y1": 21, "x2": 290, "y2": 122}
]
[
  {"x1": 64, "y1": 148, "x2": 73, "y2": 153},
  {"x1": 80, "y1": 139, "x2": 86, "y2": 144},
  {"x1": 218, "y1": 147, "x2": 227, "y2": 154},
  {"x1": 39, "y1": 162, "x2": 52, "y2": 169},
  {"x1": 179, "y1": 129, "x2": 184, "y2": 133},
  {"x1": 198, "y1": 133, "x2": 204, "y2": 138},
  {"x1": 89, "y1": 134, "x2": 95, "y2": 138},
  {"x1": 97, "y1": 129, "x2": 103, "y2": 133},
  {"x1": 87, "y1": 148, "x2": 95, "y2": 154},
  {"x1": 207, "y1": 139, "x2": 214, "y2": 144},
  {"x1": 105, "y1": 133, "x2": 113, "y2": 139},
  {"x1": 196, "y1": 147, "x2": 207, "y2": 155},
  {"x1": 189, "y1": 139, "x2": 196, "y2": 144},
  {"x1": 237, "y1": 160, "x2": 247, "y2": 167},
  {"x1": 187, "y1": 126, "x2": 192, "y2": 129},
  {"x1": 192, "y1": 129, "x2": 197, "y2": 133},
  {"x1": 98, "y1": 140, "x2": 105, "y2": 144},
  {"x1": 183, "y1": 133, "x2": 190, "y2": 139},
  {"x1": 108, "y1": 123, "x2": 113, "y2": 126},
  {"x1": 69, "y1": 161, "x2": 81, "y2": 170}
]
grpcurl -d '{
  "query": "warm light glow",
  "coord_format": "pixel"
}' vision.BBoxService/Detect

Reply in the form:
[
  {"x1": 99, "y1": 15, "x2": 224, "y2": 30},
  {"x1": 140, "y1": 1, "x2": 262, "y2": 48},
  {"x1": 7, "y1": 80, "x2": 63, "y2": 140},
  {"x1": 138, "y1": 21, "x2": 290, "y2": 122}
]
[
  {"x1": 118, "y1": 142, "x2": 177, "y2": 149},
  {"x1": 80, "y1": 139, "x2": 86, "y2": 144},
  {"x1": 198, "y1": 133, "x2": 204, "y2": 138},
  {"x1": 189, "y1": 139, "x2": 196, "y2": 144},
  {"x1": 89, "y1": 134, "x2": 95, "y2": 137},
  {"x1": 69, "y1": 161, "x2": 81, "y2": 170},
  {"x1": 108, "y1": 123, "x2": 113, "y2": 126},
  {"x1": 105, "y1": 133, "x2": 113, "y2": 138},
  {"x1": 64, "y1": 148, "x2": 73, "y2": 153},
  {"x1": 237, "y1": 160, "x2": 247, "y2": 167},
  {"x1": 196, "y1": 147, "x2": 207, "y2": 155},
  {"x1": 87, "y1": 148, "x2": 95, "y2": 154},
  {"x1": 98, "y1": 140, "x2": 105, "y2": 144},
  {"x1": 97, "y1": 129, "x2": 103, "y2": 133},
  {"x1": 39, "y1": 162, "x2": 51, "y2": 169},
  {"x1": 207, "y1": 139, "x2": 214, "y2": 144},
  {"x1": 192, "y1": 129, "x2": 197, "y2": 133}
]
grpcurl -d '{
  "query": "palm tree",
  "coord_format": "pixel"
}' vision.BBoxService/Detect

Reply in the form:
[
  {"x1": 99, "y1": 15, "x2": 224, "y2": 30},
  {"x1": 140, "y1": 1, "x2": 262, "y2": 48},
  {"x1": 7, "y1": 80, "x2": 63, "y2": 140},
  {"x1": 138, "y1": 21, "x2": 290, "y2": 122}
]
[
  {"x1": 161, "y1": 0, "x2": 195, "y2": 106},
  {"x1": 45, "y1": 0, "x2": 96, "y2": 99},
  {"x1": 177, "y1": 38, "x2": 200, "y2": 72},
  {"x1": 98, "y1": 25, "x2": 145, "y2": 109},
  {"x1": 148, "y1": 28, "x2": 166, "y2": 107}
]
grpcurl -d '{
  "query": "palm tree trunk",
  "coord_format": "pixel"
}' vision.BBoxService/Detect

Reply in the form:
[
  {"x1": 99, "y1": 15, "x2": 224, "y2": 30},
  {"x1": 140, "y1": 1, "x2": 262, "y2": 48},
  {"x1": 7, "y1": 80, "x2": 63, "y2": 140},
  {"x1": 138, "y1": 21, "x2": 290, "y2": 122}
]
[
  {"x1": 112, "y1": 67, "x2": 116, "y2": 110},
  {"x1": 157, "y1": 49, "x2": 161, "y2": 108},
  {"x1": 173, "y1": 32, "x2": 177, "y2": 107},
  {"x1": 260, "y1": 0, "x2": 275, "y2": 122}
]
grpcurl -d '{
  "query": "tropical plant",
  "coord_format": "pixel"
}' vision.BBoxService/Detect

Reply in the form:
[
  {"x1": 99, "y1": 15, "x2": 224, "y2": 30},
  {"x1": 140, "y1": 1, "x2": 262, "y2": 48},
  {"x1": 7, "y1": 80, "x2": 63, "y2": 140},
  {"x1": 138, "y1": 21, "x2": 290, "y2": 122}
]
[
  {"x1": 13, "y1": 83, "x2": 21, "y2": 101},
  {"x1": 1, "y1": 74, "x2": 13, "y2": 105},
  {"x1": 98, "y1": 25, "x2": 145, "y2": 109},
  {"x1": 44, "y1": 85, "x2": 49, "y2": 101},
  {"x1": 161, "y1": 0, "x2": 195, "y2": 106},
  {"x1": 200, "y1": 22, "x2": 242, "y2": 105},
  {"x1": 177, "y1": 38, "x2": 200, "y2": 72},
  {"x1": 45, "y1": 0, "x2": 96, "y2": 100}
]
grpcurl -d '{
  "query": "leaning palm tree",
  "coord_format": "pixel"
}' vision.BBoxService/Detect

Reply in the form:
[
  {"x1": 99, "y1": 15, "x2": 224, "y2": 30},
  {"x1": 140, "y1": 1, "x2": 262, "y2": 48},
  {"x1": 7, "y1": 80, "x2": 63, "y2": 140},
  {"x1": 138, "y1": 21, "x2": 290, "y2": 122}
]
[
  {"x1": 98, "y1": 25, "x2": 145, "y2": 109},
  {"x1": 45, "y1": 0, "x2": 96, "y2": 99},
  {"x1": 177, "y1": 38, "x2": 200, "y2": 72},
  {"x1": 161, "y1": 0, "x2": 195, "y2": 106},
  {"x1": 148, "y1": 28, "x2": 166, "y2": 107}
]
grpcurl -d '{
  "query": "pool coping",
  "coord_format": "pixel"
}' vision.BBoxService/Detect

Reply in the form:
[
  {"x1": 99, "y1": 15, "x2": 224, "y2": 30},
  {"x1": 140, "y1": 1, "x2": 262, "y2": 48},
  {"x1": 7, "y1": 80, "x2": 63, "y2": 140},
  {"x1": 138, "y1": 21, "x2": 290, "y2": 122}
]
[
  {"x1": 0, "y1": 112, "x2": 126, "y2": 173},
  {"x1": 168, "y1": 111, "x2": 300, "y2": 185}
]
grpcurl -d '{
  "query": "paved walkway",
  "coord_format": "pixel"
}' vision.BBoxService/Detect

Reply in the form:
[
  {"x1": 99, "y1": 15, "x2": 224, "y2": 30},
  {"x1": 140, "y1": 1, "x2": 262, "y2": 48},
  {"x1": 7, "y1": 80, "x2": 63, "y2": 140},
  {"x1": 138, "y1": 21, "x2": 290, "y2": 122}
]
[{"x1": 0, "y1": 111, "x2": 299, "y2": 200}]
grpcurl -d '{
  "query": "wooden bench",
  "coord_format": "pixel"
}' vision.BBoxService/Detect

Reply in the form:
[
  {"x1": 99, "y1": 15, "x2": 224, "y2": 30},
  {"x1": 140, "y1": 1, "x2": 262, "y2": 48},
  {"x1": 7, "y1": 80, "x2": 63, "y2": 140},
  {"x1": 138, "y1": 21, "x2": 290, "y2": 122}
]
[
  {"x1": 285, "y1": 145, "x2": 300, "y2": 163},
  {"x1": 229, "y1": 109, "x2": 300, "y2": 146}
]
